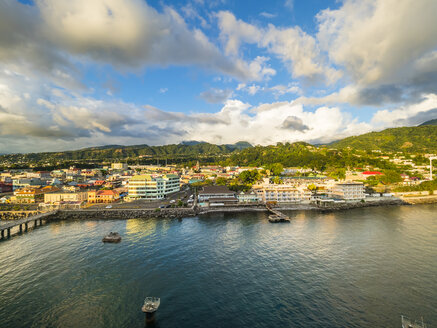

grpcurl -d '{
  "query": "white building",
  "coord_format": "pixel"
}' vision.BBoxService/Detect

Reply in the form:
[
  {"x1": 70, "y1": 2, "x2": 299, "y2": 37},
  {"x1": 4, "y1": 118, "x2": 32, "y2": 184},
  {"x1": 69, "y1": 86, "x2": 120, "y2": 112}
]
[
  {"x1": 236, "y1": 190, "x2": 259, "y2": 203},
  {"x1": 252, "y1": 179, "x2": 312, "y2": 203},
  {"x1": 331, "y1": 182, "x2": 365, "y2": 200},
  {"x1": 111, "y1": 163, "x2": 128, "y2": 170},
  {"x1": 128, "y1": 174, "x2": 180, "y2": 200}
]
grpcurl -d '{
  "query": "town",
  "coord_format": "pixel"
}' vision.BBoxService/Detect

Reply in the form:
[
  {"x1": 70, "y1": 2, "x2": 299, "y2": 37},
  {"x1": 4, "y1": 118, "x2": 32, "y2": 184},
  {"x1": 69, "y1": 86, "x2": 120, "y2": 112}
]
[{"x1": 1, "y1": 150, "x2": 436, "y2": 216}]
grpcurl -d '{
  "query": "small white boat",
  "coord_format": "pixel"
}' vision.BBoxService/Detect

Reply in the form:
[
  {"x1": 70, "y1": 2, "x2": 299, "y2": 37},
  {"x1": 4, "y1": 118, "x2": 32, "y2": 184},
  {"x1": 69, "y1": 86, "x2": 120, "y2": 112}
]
[
  {"x1": 102, "y1": 232, "x2": 121, "y2": 243},
  {"x1": 401, "y1": 315, "x2": 427, "y2": 328},
  {"x1": 142, "y1": 297, "x2": 160, "y2": 313}
]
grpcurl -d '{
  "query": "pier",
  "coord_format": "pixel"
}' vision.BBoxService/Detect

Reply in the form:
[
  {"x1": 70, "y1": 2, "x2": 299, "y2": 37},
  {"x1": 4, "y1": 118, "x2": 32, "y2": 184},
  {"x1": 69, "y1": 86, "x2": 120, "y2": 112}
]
[
  {"x1": 0, "y1": 211, "x2": 57, "y2": 240},
  {"x1": 266, "y1": 205, "x2": 290, "y2": 222}
]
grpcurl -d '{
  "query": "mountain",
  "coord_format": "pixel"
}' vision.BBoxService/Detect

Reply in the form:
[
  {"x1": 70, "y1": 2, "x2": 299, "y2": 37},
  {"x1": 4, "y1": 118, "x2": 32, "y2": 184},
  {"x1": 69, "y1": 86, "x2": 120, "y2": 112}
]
[
  {"x1": 180, "y1": 140, "x2": 204, "y2": 146},
  {"x1": 225, "y1": 141, "x2": 253, "y2": 150},
  {"x1": 419, "y1": 119, "x2": 437, "y2": 126},
  {"x1": 328, "y1": 125, "x2": 437, "y2": 153},
  {"x1": 0, "y1": 142, "x2": 253, "y2": 164}
]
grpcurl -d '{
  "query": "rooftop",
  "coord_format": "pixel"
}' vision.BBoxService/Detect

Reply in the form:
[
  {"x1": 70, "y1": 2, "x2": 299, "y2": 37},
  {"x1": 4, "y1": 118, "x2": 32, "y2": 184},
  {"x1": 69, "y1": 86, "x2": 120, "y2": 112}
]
[{"x1": 199, "y1": 185, "x2": 235, "y2": 195}]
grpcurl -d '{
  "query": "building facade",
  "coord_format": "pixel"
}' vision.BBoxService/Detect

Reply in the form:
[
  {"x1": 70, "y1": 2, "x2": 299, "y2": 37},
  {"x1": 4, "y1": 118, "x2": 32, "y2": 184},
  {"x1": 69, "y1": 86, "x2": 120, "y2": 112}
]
[
  {"x1": 88, "y1": 190, "x2": 120, "y2": 203},
  {"x1": 44, "y1": 191, "x2": 88, "y2": 204},
  {"x1": 128, "y1": 174, "x2": 180, "y2": 200},
  {"x1": 197, "y1": 185, "x2": 237, "y2": 207},
  {"x1": 236, "y1": 190, "x2": 259, "y2": 203},
  {"x1": 330, "y1": 182, "x2": 365, "y2": 200},
  {"x1": 111, "y1": 163, "x2": 128, "y2": 170}
]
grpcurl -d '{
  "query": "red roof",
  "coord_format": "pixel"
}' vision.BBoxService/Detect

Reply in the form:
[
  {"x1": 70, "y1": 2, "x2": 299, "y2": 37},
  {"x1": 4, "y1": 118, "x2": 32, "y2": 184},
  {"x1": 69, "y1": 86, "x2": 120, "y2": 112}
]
[
  {"x1": 363, "y1": 171, "x2": 383, "y2": 175},
  {"x1": 97, "y1": 190, "x2": 118, "y2": 196}
]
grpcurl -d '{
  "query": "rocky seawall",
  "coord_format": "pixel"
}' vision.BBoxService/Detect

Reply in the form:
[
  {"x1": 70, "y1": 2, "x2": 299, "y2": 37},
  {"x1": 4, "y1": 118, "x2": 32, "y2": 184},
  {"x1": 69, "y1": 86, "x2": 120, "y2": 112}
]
[
  {"x1": 0, "y1": 199, "x2": 416, "y2": 222},
  {"x1": 0, "y1": 211, "x2": 41, "y2": 221},
  {"x1": 53, "y1": 208, "x2": 198, "y2": 220}
]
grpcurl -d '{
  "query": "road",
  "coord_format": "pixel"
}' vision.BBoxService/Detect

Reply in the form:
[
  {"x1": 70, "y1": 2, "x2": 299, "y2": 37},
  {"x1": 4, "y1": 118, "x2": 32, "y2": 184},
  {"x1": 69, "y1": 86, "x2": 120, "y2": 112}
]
[{"x1": 87, "y1": 186, "x2": 193, "y2": 209}]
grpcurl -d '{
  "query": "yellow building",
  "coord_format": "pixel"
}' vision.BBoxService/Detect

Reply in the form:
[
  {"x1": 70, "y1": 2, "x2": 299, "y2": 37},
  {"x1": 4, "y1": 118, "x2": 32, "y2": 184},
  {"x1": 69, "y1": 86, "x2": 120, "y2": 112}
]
[
  {"x1": 88, "y1": 190, "x2": 120, "y2": 203},
  {"x1": 13, "y1": 187, "x2": 45, "y2": 203},
  {"x1": 44, "y1": 191, "x2": 88, "y2": 204}
]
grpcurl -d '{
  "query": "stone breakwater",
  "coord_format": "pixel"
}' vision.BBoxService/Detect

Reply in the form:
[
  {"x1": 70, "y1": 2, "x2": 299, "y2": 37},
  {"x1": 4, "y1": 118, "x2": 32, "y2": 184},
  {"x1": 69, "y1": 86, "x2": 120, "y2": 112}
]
[
  {"x1": 313, "y1": 198, "x2": 408, "y2": 212},
  {"x1": 0, "y1": 211, "x2": 41, "y2": 221},
  {"x1": 54, "y1": 208, "x2": 198, "y2": 220}
]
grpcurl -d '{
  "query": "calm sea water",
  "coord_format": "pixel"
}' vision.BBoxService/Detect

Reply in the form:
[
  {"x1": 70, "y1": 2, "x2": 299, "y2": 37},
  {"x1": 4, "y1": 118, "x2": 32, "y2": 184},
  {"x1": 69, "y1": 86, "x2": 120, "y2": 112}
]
[{"x1": 0, "y1": 205, "x2": 436, "y2": 328}]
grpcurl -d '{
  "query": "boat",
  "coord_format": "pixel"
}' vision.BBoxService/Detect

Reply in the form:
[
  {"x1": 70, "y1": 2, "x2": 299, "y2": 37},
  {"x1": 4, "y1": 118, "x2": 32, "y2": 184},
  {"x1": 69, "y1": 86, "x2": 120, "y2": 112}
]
[
  {"x1": 401, "y1": 315, "x2": 427, "y2": 328},
  {"x1": 102, "y1": 232, "x2": 121, "y2": 243},
  {"x1": 142, "y1": 297, "x2": 160, "y2": 313}
]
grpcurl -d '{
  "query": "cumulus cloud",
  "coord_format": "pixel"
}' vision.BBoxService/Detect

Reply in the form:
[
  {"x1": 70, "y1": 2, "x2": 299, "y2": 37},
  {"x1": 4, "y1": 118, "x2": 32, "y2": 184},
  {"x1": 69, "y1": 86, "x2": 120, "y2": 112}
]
[
  {"x1": 0, "y1": 66, "x2": 375, "y2": 153},
  {"x1": 371, "y1": 93, "x2": 437, "y2": 127},
  {"x1": 0, "y1": 0, "x2": 262, "y2": 85},
  {"x1": 217, "y1": 10, "x2": 341, "y2": 84},
  {"x1": 316, "y1": 0, "x2": 437, "y2": 104},
  {"x1": 281, "y1": 116, "x2": 309, "y2": 131}
]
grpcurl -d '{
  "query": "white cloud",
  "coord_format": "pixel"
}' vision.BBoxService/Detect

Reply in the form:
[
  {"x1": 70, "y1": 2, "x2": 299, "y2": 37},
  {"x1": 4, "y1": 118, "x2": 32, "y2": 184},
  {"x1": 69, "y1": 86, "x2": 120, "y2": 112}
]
[
  {"x1": 0, "y1": 0, "x2": 261, "y2": 86},
  {"x1": 316, "y1": 0, "x2": 437, "y2": 90},
  {"x1": 0, "y1": 66, "x2": 374, "y2": 153},
  {"x1": 259, "y1": 12, "x2": 276, "y2": 19},
  {"x1": 217, "y1": 11, "x2": 341, "y2": 84},
  {"x1": 371, "y1": 94, "x2": 437, "y2": 127}
]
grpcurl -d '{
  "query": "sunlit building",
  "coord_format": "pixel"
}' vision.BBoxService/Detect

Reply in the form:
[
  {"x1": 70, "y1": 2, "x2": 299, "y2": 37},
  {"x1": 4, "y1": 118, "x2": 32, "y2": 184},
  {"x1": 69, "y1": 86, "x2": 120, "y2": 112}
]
[{"x1": 128, "y1": 174, "x2": 180, "y2": 200}]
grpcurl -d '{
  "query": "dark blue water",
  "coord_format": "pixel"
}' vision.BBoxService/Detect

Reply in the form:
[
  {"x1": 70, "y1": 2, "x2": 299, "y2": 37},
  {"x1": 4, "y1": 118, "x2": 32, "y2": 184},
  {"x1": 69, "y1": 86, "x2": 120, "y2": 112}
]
[{"x1": 0, "y1": 205, "x2": 436, "y2": 328}]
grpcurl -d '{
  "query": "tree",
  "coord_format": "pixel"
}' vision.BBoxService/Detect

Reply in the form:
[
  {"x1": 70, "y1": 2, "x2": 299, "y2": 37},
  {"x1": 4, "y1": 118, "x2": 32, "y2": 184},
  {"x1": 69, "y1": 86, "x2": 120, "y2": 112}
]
[
  {"x1": 269, "y1": 163, "x2": 284, "y2": 176},
  {"x1": 272, "y1": 176, "x2": 282, "y2": 184},
  {"x1": 215, "y1": 177, "x2": 228, "y2": 185},
  {"x1": 307, "y1": 184, "x2": 317, "y2": 192},
  {"x1": 238, "y1": 170, "x2": 260, "y2": 185}
]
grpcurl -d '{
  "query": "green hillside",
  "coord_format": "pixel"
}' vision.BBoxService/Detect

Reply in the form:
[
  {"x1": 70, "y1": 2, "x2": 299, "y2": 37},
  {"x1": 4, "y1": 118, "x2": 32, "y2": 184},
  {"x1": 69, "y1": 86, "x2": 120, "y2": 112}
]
[
  {"x1": 328, "y1": 126, "x2": 437, "y2": 153},
  {"x1": 0, "y1": 142, "x2": 252, "y2": 164},
  {"x1": 419, "y1": 119, "x2": 437, "y2": 126}
]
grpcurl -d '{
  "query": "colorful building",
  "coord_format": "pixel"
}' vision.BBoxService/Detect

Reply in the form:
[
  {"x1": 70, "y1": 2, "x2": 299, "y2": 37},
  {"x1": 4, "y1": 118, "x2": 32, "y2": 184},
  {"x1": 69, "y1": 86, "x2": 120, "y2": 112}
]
[{"x1": 128, "y1": 174, "x2": 180, "y2": 200}]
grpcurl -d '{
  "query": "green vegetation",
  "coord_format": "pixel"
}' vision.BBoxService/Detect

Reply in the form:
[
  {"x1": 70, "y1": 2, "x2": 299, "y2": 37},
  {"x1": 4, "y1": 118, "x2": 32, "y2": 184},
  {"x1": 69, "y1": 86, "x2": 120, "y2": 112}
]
[
  {"x1": 328, "y1": 126, "x2": 437, "y2": 153},
  {"x1": 0, "y1": 142, "x2": 253, "y2": 168},
  {"x1": 366, "y1": 170, "x2": 403, "y2": 186},
  {"x1": 223, "y1": 142, "x2": 396, "y2": 173},
  {"x1": 393, "y1": 179, "x2": 437, "y2": 192},
  {"x1": 419, "y1": 119, "x2": 437, "y2": 126}
]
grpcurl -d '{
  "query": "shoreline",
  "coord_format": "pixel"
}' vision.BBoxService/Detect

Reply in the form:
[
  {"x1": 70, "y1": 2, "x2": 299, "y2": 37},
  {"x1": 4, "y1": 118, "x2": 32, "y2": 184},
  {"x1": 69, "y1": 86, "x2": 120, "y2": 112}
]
[{"x1": 1, "y1": 198, "x2": 436, "y2": 222}]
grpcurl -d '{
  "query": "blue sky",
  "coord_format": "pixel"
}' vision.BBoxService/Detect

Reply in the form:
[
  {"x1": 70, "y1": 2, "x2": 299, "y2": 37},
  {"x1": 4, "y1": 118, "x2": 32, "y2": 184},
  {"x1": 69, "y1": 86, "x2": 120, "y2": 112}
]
[{"x1": 0, "y1": 0, "x2": 436, "y2": 153}]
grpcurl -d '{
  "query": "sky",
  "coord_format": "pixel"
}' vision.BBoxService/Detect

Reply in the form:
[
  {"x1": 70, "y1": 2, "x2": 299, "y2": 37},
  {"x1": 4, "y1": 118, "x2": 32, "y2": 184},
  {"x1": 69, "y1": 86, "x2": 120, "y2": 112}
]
[{"x1": 0, "y1": 0, "x2": 436, "y2": 153}]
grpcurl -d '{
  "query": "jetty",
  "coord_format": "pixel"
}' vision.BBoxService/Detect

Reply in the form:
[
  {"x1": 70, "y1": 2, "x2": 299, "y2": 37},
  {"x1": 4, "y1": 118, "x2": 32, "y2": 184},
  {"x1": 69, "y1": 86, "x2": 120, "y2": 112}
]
[
  {"x1": 266, "y1": 205, "x2": 290, "y2": 223},
  {"x1": 0, "y1": 211, "x2": 57, "y2": 240}
]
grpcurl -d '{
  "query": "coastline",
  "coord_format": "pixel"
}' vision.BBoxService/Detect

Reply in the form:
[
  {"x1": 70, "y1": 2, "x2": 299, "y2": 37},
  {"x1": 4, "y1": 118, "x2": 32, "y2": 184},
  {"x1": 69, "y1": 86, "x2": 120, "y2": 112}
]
[{"x1": 1, "y1": 197, "x2": 436, "y2": 222}]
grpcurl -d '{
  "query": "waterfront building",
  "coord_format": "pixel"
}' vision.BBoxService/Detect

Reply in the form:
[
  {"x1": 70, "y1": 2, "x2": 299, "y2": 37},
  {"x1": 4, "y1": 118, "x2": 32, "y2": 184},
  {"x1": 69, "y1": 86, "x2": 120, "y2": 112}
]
[
  {"x1": 330, "y1": 182, "x2": 365, "y2": 200},
  {"x1": 44, "y1": 191, "x2": 88, "y2": 204},
  {"x1": 128, "y1": 174, "x2": 180, "y2": 200},
  {"x1": 253, "y1": 184, "x2": 311, "y2": 203},
  {"x1": 252, "y1": 178, "x2": 313, "y2": 203},
  {"x1": 88, "y1": 190, "x2": 120, "y2": 203},
  {"x1": 236, "y1": 190, "x2": 259, "y2": 203},
  {"x1": 197, "y1": 185, "x2": 237, "y2": 207}
]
